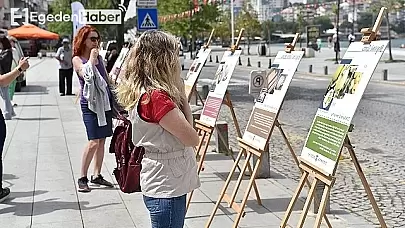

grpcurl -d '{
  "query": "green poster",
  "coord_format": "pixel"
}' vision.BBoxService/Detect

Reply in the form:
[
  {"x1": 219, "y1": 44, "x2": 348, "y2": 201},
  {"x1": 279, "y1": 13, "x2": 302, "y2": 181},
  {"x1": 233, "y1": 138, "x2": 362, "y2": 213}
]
[{"x1": 305, "y1": 116, "x2": 349, "y2": 161}]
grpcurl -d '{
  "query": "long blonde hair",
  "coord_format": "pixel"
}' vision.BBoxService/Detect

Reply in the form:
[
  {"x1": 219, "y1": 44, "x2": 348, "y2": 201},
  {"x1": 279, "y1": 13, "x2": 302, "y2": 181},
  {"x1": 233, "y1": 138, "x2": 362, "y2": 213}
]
[{"x1": 115, "y1": 30, "x2": 183, "y2": 111}]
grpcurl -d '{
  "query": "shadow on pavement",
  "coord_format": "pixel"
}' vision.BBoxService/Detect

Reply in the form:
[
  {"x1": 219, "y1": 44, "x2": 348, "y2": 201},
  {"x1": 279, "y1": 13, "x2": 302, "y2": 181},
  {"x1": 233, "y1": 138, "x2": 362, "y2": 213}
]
[
  {"x1": 13, "y1": 117, "x2": 59, "y2": 121},
  {"x1": 246, "y1": 197, "x2": 306, "y2": 213},
  {"x1": 0, "y1": 194, "x2": 120, "y2": 216},
  {"x1": 2, "y1": 173, "x2": 19, "y2": 181},
  {"x1": 18, "y1": 85, "x2": 49, "y2": 95},
  {"x1": 18, "y1": 104, "x2": 57, "y2": 107}
]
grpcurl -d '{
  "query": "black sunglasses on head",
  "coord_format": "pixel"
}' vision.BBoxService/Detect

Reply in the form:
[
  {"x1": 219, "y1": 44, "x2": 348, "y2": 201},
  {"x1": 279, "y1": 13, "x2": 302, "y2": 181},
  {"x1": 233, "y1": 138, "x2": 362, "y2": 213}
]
[{"x1": 89, "y1": 37, "x2": 99, "y2": 42}]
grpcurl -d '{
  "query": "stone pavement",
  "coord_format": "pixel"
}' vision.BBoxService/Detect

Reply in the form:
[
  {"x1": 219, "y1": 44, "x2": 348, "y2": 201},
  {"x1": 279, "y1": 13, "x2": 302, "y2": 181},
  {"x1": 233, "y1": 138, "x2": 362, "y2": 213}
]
[
  {"x1": 0, "y1": 58, "x2": 376, "y2": 227},
  {"x1": 186, "y1": 51, "x2": 405, "y2": 228}
]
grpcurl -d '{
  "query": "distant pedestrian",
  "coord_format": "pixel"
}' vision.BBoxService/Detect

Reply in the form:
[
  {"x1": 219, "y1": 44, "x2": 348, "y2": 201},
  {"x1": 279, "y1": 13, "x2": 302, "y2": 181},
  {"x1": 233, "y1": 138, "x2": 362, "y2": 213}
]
[
  {"x1": 328, "y1": 36, "x2": 333, "y2": 48},
  {"x1": 55, "y1": 38, "x2": 73, "y2": 96},
  {"x1": 72, "y1": 25, "x2": 114, "y2": 193},
  {"x1": 348, "y1": 33, "x2": 355, "y2": 45},
  {"x1": 316, "y1": 38, "x2": 322, "y2": 52},
  {"x1": 7, "y1": 36, "x2": 20, "y2": 107},
  {"x1": 0, "y1": 38, "x2": 30, "y2": 202},
  {"x1": 116, "y1": 30, "x2": 200, "y2": 228},
  {"x1": 0, "y1": 35, "x2": 16, "y2": 120},
  {"x1": 105, "y1": 47, "x2": 118, "y2": 74}
]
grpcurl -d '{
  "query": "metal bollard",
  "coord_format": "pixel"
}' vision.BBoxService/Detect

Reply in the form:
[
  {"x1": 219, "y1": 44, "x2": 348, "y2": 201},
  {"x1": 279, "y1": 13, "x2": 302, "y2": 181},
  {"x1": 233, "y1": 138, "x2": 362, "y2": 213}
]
[
  {"x1": 215, "y1": 55, "x2": 219, "y2": 63},
  {"x1": 247, "y1": 57, "x2": 251, "y2": 67},
  {"x1": 324, "y1": 66, "x2": 328, "y2": 75},
  {"x1": 268, "y1": 58, "x2": 272, "y2": 68},
  {"x1": 238, "y1": 57, "x2": 242, "y2": 66},
  {"x1": 213, "y1": 121, "x2": 229, "y2": 155},
  {"x1": 252, "y1": 144, "x2": 271, "y2": 178},
  {"x1": 209, "y1": 55, "x2": 212, "y2": 62},
  {"x1": 313, "y1": 182, "x2": 330, "y2": 214},
  {"x1": 309, "y1": 64, "x2": 313, "y2": 73},
  {"x1": 383, "y1": 69, "x2": 388, "y2": 80},
  {"x1": 202, "y1": 85, "x2": 209, "y2": 99},
  {"x1": 258, "y1": 61, "x2": 261, "y2": 68}
]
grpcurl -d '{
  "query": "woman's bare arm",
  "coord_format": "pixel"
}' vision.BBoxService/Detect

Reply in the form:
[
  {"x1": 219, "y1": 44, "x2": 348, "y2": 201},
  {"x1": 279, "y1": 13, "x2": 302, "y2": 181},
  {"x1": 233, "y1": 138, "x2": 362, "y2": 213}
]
[{"x1": 159, "y1": 107, "x2": 199, "y2": 147}]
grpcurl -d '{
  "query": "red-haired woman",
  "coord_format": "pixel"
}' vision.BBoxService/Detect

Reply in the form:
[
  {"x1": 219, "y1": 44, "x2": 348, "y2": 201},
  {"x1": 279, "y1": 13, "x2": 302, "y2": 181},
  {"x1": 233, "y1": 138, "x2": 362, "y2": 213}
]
[{"x1": 72, "y1": 25, "x2": 114, "y2": 192}]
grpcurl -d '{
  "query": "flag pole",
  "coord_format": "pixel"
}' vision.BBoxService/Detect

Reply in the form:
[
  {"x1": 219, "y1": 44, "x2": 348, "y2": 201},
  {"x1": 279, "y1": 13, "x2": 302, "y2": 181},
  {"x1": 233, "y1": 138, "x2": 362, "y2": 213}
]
[{"x1": 231, "y1": 0, "x2": 235, "y2": 44}]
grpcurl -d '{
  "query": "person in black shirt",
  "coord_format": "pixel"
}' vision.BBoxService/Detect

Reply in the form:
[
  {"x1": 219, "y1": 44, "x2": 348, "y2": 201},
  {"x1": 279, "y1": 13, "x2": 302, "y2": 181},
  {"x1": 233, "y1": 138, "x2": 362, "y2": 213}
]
[{"x1": 106, "y1": 47, "x2": 119, "y2": 74}]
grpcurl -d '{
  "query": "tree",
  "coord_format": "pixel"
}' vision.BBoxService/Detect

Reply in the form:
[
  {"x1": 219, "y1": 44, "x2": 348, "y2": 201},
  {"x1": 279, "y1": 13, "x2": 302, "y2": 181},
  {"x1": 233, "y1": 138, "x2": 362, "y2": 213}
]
[
  {"x1": 357, "y1": 12, "x2": 374, "y2": 29},
  {"x1": 158, "y1": 0, "x2": 220, "y2": 39},
  {"x1": 213, "y1": 11, "x2": 231, "y2": 44},
  {"x1": 235, "y1": 3, "x2": 261, "y2": 54},
  {"x1": 124, "y1": 16, "x2": 137, "y2": 32},
  {"x1": 47, "y1": 0, "x2": 119, "y2": 41},
  {"x1": 340, "y1": 20, "x2": 353, "y2": 31},
  {"x1": 371, "y1": 0, "x2": 405, "y2": 61},
  {"x1": 313, "y1": 16, "x2": 334, "y2": 32}
]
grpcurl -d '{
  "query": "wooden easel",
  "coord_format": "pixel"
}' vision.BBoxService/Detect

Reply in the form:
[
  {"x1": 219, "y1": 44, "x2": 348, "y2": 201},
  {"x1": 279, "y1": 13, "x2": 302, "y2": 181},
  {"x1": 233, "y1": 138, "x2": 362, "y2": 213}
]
[
  {"x1": 187, "y1": 29, "x2": 262, "y2": 210},
  {"x1": 187, "y1": 29, "x2": 215, "y2": 105},
  {"x1": 204, "y1": 33, "x2": 333, "y2": 228},
  {"x1": 280, "y1": 7, "x2": 388, "y2": 228}
]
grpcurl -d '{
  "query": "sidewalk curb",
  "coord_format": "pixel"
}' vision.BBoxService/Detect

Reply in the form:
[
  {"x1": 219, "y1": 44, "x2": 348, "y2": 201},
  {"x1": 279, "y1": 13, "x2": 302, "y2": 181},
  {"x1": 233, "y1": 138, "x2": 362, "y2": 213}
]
[{"x1": 296, "y1": 71, "x2": 405, "y2": 86}]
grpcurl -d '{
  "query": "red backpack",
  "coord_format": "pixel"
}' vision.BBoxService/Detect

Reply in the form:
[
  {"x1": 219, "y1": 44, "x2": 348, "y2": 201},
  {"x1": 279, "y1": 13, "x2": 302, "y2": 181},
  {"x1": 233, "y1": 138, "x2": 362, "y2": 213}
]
[{"x1": 109, "y1": 115, "x2": 144, "y2": 194}]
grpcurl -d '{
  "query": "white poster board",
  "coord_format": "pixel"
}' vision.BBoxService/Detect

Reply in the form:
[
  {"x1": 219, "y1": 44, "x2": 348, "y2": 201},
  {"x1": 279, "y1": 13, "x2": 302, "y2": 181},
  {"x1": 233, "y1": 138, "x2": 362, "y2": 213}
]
[
  {"x1": 199, "y1": 50, "x2": 242, "y2": 127},
  {"x1": 184, "y1": 48, "x2": 211, "y2": 100},
  {"x1": 300, "y1": 41, "x2": 389, "y2": 175},
  {"x1": 242, "y1": 51, "x2": 304, "y2": 150},
  {"x1": 109, "y1": 48, "x2": 130, "y2": 84}
]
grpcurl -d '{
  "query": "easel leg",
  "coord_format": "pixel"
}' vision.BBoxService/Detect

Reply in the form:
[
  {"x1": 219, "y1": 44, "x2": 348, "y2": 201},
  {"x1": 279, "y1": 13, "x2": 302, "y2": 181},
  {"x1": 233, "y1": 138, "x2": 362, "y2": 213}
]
[
  {"x1": 345, "y1": 137, "x2": 387, "y2": 228},
  {"x1": 187, "y1": 129, "x2": 213, "y2": 210},
  {"x1": 223, "y1": 92, "x2": 262, "y2": 204},
  {"x1": 313, "y1": 184, "x2": 332, "y2": 228},
  {"x1": 280, "y1": 171, "x2": 309, "y2": 228},
  {"x1": 277, "y1": 122, "x2": 332, "y2": 228},
  {"x1": 297, "y1": 178, "x2": 318, "y2": 228},
  {"x1": 231, "y1": 152, "x2": 263, "y2": 228},
  {"x1": 205, "y1": 148, "x2": 246, "y2": 228}
]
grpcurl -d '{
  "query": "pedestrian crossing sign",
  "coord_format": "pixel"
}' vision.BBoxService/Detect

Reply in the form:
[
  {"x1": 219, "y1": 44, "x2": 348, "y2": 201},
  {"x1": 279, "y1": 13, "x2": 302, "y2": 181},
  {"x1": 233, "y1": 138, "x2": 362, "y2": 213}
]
[{"x1": 137, "y1": 8, "x2": 159, "y2": 31}]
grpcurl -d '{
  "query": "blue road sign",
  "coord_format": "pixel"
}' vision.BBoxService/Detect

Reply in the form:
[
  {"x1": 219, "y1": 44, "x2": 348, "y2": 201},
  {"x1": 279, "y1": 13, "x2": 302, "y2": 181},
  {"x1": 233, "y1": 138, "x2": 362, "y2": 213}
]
[{"x1": 137, "y1": 8, "x2": 158, "y2": 31}]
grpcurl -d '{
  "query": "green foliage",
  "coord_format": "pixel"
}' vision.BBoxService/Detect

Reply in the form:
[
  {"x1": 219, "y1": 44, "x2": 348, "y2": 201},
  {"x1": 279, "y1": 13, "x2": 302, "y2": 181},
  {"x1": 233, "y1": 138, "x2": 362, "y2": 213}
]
[
  {"x1": 124, "y1": 16, "x2": 137, "y2": 32},
  {"x1": 47, "y1": 0, "x2": 119, "y2": 40},
  {"x1": 158, "y1": 0, "x2": 220, "y2": 38},
  {"x1": 235, "y1": 3, "x2": 261, "y2": 38},
  {"x1": 357, "y1": 12, "x2": 374, "y2": 29},
  {"x1": 212, "y1": 10, "x2": 231, "y2": 40},
  {"x1": 313, "y1": 16, "x2": 334, "y2": 32}
]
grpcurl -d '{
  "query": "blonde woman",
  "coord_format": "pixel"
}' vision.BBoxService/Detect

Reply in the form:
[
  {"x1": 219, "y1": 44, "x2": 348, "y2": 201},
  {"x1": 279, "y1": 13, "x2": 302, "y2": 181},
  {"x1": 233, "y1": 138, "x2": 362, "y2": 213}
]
[{"x1": 116, "y1": 30, "x2": 200, "y2": 228}]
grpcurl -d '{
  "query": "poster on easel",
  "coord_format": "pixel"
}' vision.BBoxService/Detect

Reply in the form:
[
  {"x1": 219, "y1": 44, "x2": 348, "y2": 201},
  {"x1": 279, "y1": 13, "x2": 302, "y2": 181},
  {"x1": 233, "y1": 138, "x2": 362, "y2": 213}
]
[
  {"x1": 243, "y1": 50, "x2": 304, "y2": 150},
  {"x1": 300, "y1": 40, "x2": 388, "y2": 175},
  {"x1": 109, "y1": 47, "x2": 130, "y2": 84},
  {"x1": 199, "y1": 49, "x2": 242, "y2": 127},
  {"x1": 184, "y1": 48, "x2": 212, "y2": 99},
  {"x1": 184, "y1": 29, "x2": 215, "y2": 100}
]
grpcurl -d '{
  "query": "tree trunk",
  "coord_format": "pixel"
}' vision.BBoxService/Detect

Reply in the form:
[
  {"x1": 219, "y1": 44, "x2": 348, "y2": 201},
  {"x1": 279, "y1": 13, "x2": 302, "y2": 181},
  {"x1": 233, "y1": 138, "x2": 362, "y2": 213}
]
[
  {"x1": 386, "y1": 14, "x2": 393, "y2": 61},
  {"x1": 115, "y1": 0, "x2": 131, "y2": 53}
]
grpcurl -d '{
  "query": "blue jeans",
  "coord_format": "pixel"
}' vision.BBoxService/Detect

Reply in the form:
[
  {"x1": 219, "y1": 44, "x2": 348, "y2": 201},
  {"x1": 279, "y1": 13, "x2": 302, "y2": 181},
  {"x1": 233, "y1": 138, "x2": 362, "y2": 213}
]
[{"x1": 143, "y1": 195, "x2": 187, "y2": 228}]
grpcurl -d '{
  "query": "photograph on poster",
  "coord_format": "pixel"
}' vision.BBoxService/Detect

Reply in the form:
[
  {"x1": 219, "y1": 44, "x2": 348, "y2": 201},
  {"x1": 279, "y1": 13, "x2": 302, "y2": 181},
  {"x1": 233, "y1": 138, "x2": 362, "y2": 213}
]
[
  {"x1": 321, "y1": 64, "x2": 363, "y2": 111},
  {"x1": 255, "y1": 65, "x2": 286, "y2": 103},
  {"x1": 211, "y1": 61, "x2": 229, "y2": 91}
]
